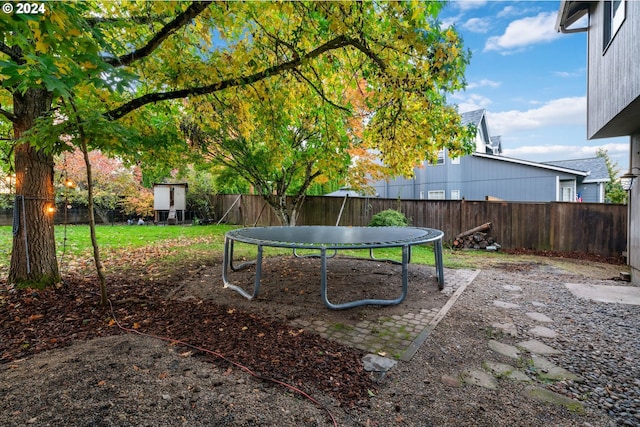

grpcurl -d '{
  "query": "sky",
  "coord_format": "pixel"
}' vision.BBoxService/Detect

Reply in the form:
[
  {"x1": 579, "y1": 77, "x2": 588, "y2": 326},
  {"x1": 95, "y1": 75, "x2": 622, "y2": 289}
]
[{"x1": 439, "y1": 0, "x2": 630, "y2": 171}]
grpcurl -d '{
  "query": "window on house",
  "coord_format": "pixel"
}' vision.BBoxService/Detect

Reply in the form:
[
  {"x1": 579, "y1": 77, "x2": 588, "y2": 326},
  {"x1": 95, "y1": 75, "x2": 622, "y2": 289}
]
[
  {"x1": 428, "y1": 190, "x2": 445, "y2": 200},
  {"x1": 451, "y1": 156, "x2": 460, "y2": 165},
  {"x1": 436, "y1": 150, "x2": 445, "y2": 165},
  {"x1": 450, "y1": 190, "x2": 461, "y2": 200},
  {"x1": 604, "y1": 0, "x2": 625, "y2": 49},
  {"x1": 419, "y1": 190, "x2": 425, "y2": 200}
]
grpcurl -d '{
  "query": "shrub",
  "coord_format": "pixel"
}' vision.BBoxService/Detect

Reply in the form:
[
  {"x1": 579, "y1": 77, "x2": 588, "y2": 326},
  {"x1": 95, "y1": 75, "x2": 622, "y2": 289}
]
[{"x1": 368, "y1": 209, "x2": 408, "y2": 227}]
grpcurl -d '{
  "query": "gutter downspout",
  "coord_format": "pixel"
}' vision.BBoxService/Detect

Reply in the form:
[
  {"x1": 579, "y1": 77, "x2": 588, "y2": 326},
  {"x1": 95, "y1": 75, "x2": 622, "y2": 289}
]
[{"x1": 556, "y1": 1, "x2": 589, "y2": 33}]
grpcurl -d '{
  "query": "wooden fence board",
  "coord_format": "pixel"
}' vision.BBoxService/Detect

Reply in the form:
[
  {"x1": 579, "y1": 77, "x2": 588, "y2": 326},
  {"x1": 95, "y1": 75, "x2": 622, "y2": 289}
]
[
  {"x1": 210, "y1": 195, "x2": 626, "y2": 258},
  {"x1": 0, "y1": 194, "x2": 626, "y2": 258}
]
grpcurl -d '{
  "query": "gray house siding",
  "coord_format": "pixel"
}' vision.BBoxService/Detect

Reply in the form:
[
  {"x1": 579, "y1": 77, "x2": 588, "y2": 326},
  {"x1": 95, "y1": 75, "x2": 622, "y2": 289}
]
[
  {"x1": 586, "y1": 0, "x2": 640, "y2": 139},
  {"x1": 558, "y1": 0, "x2": 640, "y2": 285},
  {"x1": 372, "y1": 154, "x2": 589, "y2": 202},
  {"x1": 460, "y1": 156, "x2": 567, "y2": 202},
  {"x1": 578, "y1": 182, "x2": 599, "y2": 202},
  {"x1": 369, "y1": 108, "x2": 606, "y2": 203}
]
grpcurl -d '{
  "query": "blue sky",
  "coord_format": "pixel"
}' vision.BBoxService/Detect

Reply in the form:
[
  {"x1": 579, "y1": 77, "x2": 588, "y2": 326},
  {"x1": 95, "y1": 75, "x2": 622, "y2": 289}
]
[{"x1": 439, "y1": 0, "x2": 629, "y2": 171}]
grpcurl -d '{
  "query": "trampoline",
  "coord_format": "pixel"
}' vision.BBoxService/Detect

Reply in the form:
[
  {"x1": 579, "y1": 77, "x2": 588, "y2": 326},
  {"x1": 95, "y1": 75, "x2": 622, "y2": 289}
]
[{"x1": 222, "y1": 226, "x2": 445, "y2": 310}]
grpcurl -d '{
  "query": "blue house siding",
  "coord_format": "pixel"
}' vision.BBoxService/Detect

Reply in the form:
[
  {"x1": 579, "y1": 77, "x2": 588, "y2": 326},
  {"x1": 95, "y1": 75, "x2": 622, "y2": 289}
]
[
  {"x1": 372, "y1": 154, "x2": 590, "y2": 202},
  {"x1": 367, "y1": 109, "x2": 607, "y2": 203}
]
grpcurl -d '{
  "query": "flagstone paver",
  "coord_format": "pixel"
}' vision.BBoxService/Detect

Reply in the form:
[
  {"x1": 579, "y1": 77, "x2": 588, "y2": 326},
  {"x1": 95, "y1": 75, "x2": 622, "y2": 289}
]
[
  {"x1": 488, "y1": 340, "x2": 520, "y2": 359},
  {"x1": 493, "y1": 300, "x2": 520, "y2": 309},
  {"x1": 462, "y1": 369, "x2": 498, "y2": 390},
  {"x1": 529, "y1": 325, "x2": 558, "y2": 338},
  {"x1": 517, "y1": 339, "x2": 560, "y2": 355},
  {"x1": 483, "y1": 361, "x2": 532, "y2": 383},
  {"x1": 491, "y1": 322, "x2": 518, "y2": 337},
  {"x1": 525, "y1": 312, "x2": 553, "y2": 322}
]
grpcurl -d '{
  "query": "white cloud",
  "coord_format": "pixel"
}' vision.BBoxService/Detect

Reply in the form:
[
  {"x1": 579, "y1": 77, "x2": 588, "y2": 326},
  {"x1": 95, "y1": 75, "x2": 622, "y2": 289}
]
[
  {"x1": 497, "y1": 5, "x2": 539, "y2": 19},
  {"x1": 497, "y1": 5, "x2": 517, "y2": 18},
  {"x1": 466, "y1": 79, "x2": 501, "y2": 89},
  {"x1": 451, "y1": 93, "x2": 492, "y2": 113},
  {"x1": 454, "y1": 0, "x2": 488, "y2": 12},
  {"x1": 487, "y1": 97, "x2": 586, "y2": 135},
  {"x1": 503, "y1": 142, "x2": 629, "y2": 162},
  {"x1": 484, "y1": 12, "x2": 562, "y2": 54},
  {"x1": 553, "y1": 68, "x2": 585, "y2": 78},
  {"x1": 462, "y1": 17, "x2": 492, "y2": 33}
]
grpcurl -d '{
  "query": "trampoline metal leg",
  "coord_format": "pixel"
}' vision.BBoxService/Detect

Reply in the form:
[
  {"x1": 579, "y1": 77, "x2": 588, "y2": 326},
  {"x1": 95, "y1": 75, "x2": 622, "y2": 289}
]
[
  {"x1": 223, "y1": 237, "x2": 263, "y2": 300},
  {"x1": 434, "y1": 239, "x2": 445, "y2": 290},
  {"x1": 321, "y1": 245, "x2": 410, "y2": 310}
]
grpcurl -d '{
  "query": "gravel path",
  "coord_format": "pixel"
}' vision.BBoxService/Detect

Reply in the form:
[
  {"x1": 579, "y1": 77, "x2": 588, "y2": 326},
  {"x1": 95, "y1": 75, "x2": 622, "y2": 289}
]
[{"x1": 422, "y1": 260, "x2": 639, "y2": 427}]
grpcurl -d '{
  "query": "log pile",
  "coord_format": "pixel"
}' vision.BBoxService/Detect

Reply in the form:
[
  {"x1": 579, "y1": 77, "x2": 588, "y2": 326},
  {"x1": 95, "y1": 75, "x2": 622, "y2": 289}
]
[{"x1": 452, "y1": 222, "x2": 501, "y2": 251}]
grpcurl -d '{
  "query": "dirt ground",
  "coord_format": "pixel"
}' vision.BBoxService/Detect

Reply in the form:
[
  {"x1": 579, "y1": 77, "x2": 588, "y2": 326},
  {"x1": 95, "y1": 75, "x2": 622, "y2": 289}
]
[{"x1": 0, "y1": 251, "x2": 630, "y2": 426}]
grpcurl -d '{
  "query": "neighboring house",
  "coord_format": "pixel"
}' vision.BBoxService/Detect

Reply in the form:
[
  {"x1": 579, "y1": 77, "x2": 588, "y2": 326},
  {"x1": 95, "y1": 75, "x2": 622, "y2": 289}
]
[
  {"x1": 370, "y1": 109, "x2": 609, "y2": 203},
  {"x1": 557, "y1": 0, "x2": 640, "y2": 285}
]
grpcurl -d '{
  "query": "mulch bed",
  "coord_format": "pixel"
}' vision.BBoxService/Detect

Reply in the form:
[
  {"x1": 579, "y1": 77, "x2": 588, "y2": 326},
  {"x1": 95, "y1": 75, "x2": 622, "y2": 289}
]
[{"x1": 0, "y1": 271, "x2": 375, "y2": 408}]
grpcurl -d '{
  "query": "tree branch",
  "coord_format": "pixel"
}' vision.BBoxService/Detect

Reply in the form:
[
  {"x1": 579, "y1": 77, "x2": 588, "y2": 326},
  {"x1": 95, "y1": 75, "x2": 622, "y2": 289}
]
[
  {"x1": 105, "y1": 1, "x2": 212, "y2": 68},
  {"x1": 0, "y1": 106, "x2": 18, "y2": 123},
  {"x1": 104, "y1": 35, "x2": 355, "y2": 121},
  {"x1": 0, "y1": 41, "x2": 24, "y2": 65},
  {"x1": 86, "y1": 14, "x2": 172, "y2": 27},
  {"x1": 292, "y1": 68, "x2": 350, "y2": 113}
]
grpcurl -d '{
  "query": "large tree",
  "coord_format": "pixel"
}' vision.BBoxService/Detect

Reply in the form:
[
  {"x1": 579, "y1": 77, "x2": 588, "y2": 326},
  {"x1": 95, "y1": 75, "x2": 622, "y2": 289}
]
[
  {"x1": 1, "y1": 1, "x2": 472, "y2": 287},
  {"x1": 184, "y1": 75, "x2": 353, "y2": 225}
]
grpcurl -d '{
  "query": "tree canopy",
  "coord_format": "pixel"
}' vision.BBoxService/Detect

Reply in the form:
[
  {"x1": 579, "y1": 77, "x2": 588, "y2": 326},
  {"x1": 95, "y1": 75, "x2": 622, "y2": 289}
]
[{"x1": 1, "y1": 1, "x2": 474, "y2": 287}]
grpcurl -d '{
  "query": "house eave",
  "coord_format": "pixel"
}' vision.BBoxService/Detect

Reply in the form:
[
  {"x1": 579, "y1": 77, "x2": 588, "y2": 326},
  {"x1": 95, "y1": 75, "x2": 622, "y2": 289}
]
[
  {"x1": 556, "y1": 0, "x2": 590, "y2": 33},
  {"x1": 472, "y1": 153, "x2": 590, "y2": 176}
]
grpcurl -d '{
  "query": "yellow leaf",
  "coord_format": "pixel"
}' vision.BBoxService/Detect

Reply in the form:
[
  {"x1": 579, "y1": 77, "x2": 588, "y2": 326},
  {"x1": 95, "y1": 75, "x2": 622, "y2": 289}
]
[
  {"x1": 81, "y1": 61, "x2": 97, "y2": 70},
  {"x1": 35, "y1": 40, "x2": 48, "y2": 53}
]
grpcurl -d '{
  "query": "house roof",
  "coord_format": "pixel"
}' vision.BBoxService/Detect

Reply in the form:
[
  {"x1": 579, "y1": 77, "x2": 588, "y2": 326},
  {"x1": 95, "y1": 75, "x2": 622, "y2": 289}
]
[
  {"x1": 473, "y1": 152, "x2": 590, "y2": 177},
  {"x1": 324, "y1": 188, "x2": 367, "y2": 197},
  {"x1": 461, "y1": 109, "x2": 485, "y2": 127},
  {"x1": 543, "y1": 157, "x2": 610, "y2": 183},
  {"x1": 488, "y1": 135, "x2": 502, "y2": 154}
]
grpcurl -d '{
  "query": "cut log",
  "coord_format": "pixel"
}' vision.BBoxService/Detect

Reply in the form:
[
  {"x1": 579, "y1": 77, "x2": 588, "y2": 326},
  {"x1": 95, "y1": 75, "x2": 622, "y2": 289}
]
[{"x1": 455, "y1": 222, "x2": 491, "y2": 240}]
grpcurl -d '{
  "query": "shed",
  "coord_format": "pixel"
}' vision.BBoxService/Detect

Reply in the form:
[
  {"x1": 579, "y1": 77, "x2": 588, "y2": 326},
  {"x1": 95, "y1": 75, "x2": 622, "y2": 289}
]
[{"x1": 153, "y1": 183, "x2": 188, "y2": 224}]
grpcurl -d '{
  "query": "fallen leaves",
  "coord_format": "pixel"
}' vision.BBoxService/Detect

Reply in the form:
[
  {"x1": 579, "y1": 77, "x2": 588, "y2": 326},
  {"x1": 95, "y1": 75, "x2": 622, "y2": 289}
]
[{"x1": 0, "y1": 269, "x2": 376, "y2": 408}]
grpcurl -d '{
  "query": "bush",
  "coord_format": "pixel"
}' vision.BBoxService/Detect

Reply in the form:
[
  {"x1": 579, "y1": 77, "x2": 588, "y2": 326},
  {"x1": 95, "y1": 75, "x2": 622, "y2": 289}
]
[{"x1": 368, "y1": 209, "x2": 408, "y2": 227}]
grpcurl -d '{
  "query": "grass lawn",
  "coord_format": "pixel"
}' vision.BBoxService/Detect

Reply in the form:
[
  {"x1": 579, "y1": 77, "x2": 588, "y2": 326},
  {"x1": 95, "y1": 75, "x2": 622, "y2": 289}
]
[{"x1": 0, "y1": 224, "x2": 500, "y2": 276}]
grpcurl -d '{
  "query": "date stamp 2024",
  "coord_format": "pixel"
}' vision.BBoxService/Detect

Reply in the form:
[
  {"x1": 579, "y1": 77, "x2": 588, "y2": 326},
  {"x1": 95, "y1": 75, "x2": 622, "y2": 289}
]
[{"x1": 3, "y1": 2, "x2": 46, "y2": 15}]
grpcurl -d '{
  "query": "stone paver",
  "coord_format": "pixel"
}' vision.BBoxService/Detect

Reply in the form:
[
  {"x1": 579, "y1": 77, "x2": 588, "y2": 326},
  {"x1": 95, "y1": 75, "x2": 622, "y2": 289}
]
[
  {"x1": 462, "y1": 369, "x2": 498, "y2": 390},
  {"x1": 517, "y1": 339, "x2": 560, "y2": 355},
  {"x1": 488, "y1": 340, "x2": 520, "y2": 359},
  {"x1": 483, "y1": 361, "x2": 532, "y2": 383},
  {"x1": 493, "y1": 300, "x2": 520, "y2": 309},
  {"x1": 529, "y1": 325, "x2": 558, "y2": 338},
  {"x1": 530, "y1": 355, "x2": 582, "y2": 382},
  {"x1": 526, "y1": 312, "x2": 553, "y2": 322},
  {"x1": 525, "y1": 387, "x2": 584, "y2": 413},
  {"x1": 491, "y1": 322, "x2": 518, "y2": 337}
]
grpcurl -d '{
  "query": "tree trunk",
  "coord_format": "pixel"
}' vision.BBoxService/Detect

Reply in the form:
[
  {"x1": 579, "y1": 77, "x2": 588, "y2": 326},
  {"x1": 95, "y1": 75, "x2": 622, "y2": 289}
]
[
  {"x1": 8, "y1": 88, "x2": 61, "y2": 287},
  {"x1": 80, "y1": 136, "x2": 108, "y2": 306}
]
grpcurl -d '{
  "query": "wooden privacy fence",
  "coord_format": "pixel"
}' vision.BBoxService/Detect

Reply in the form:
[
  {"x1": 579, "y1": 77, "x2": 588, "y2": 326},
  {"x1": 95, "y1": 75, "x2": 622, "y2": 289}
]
[{"x1": 213, "y1": 194, "x2": 628, "y2": 258}]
